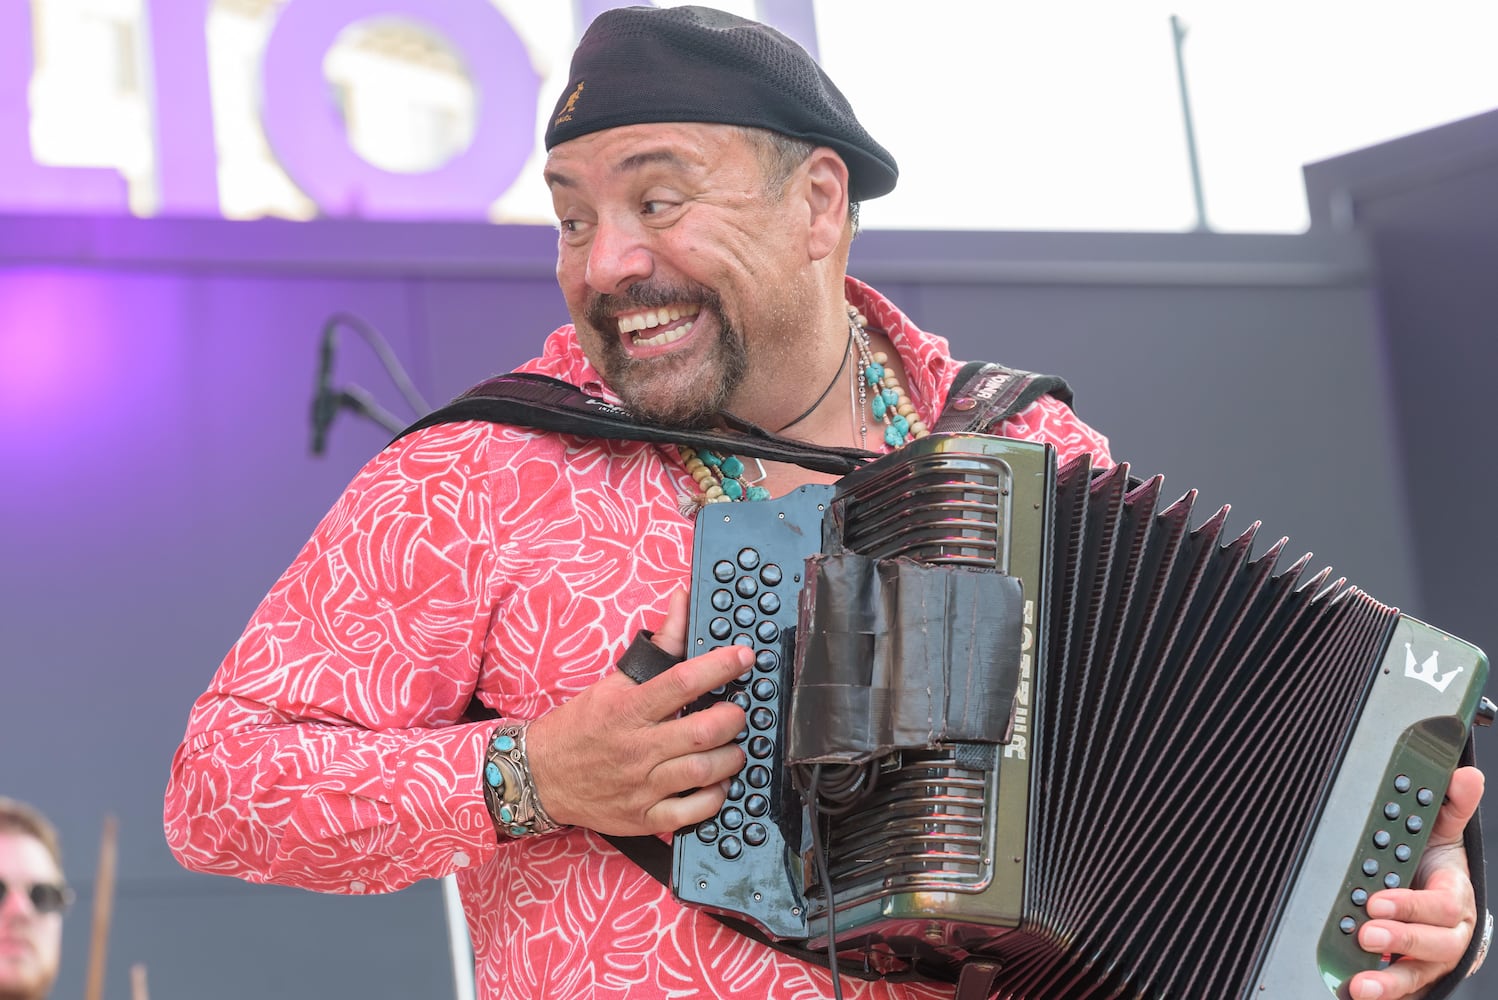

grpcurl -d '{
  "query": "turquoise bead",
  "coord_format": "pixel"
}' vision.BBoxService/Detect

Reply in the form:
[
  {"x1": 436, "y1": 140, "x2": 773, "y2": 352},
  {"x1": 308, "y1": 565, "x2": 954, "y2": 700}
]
[
  {"x1": 871, "y1": 396, "x2": 886, "y2": 419},
  {"x1": 721, "y1": 478, "x2": 744, "y2": 500},
  {"x1": 484, "y1": 762, "x2": 503, "y2": 788},
  {"x1": 892, "y1": 414, "x2": 909, "y2": 433},
  {"x1": 882, "y1": 388, "x2": 899, "y2": 407},
  {"x1": 864, "y1": 363, "x2": 884, "y2": 386},
  {"x1": 720, "y1": 456, "x2": 744, "y2": 478},
  {"x1": 493, "y1": 734, "x2": 515, "y2": 752},
  {"x1": 746, "y1": 486, "x2": 771, "y2": 501},
  {"x1": 885, "y1": 425, "x2": 905, "y2": 447},
  {"x1": 699, "y1": 450, "x2": 723, "y2": 468}
]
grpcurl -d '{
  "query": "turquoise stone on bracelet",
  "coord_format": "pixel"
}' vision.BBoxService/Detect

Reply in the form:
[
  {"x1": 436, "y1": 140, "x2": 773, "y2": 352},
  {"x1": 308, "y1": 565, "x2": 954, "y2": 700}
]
[{"x1": 484, "y1": 761, "x2": 503, "y2": 788}]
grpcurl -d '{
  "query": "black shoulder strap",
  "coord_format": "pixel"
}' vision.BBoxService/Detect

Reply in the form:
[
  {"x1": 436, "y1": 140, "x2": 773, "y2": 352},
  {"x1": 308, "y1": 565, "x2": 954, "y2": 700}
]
[
  {"x1": 397, "y1": 364, "x2": 1075, "y2": 474},
  {"x1": 393, "y1": 372, "x2": 875, "y2": 476},
  {"x1": 933, "y1": 361, "x2": 1074, "y2": 434}
]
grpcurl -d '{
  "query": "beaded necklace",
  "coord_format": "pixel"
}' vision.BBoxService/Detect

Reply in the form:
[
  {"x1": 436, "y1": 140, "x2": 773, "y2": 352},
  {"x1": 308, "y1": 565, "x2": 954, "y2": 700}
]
[{"x1": 675, "y1": 303, "x2": 928, "y2": 516}]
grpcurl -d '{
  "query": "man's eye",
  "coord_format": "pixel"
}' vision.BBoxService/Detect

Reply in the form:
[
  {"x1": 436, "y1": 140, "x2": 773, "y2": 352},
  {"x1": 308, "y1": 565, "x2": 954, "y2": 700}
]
[{"x1": 641, "y1": 200, "x2": 672, "y2": 215}]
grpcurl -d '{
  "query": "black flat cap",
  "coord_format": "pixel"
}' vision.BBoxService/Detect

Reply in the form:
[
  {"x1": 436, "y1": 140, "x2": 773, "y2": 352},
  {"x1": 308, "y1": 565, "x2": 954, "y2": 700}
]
[{"x1": 544, "y1": 5, "x2": 898, "y2": 201}]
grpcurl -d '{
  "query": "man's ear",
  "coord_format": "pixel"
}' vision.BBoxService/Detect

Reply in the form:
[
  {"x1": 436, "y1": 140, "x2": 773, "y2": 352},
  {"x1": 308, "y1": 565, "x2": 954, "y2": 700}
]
[{"x1": 803, "y1": 148, "x2": 851, "y2": 261}]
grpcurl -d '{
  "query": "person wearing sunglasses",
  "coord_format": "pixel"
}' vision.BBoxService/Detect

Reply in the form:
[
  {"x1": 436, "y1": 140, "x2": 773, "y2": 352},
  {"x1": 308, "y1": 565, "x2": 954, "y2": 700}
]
[{"x1": 0, "y1": 798, "x2": 70, "y2": 1000}]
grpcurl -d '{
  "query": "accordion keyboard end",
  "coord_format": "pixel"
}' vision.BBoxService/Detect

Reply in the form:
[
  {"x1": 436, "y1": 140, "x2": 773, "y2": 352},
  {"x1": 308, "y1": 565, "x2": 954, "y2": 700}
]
[{"x1": 1256, "y1": 618, "x2": 1489, "y2": 997}]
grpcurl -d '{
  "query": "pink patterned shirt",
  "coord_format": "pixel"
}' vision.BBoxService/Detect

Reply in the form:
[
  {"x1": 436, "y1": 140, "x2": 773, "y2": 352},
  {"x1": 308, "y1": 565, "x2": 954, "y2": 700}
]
[{"x1": 164, "y1": 277, "x2": 1112, "y2": 999}]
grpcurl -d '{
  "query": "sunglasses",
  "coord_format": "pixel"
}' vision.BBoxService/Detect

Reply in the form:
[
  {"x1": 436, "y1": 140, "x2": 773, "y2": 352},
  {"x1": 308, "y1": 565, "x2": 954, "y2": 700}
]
[{"x1": 0, "y1": 878, "x2": 73, "y2": 916}]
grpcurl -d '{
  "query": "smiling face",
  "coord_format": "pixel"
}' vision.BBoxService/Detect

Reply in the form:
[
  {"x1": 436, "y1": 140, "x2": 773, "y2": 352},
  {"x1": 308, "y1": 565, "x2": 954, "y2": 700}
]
[
  {"x1": 0, "y1": 832, "x2": 64, "y2": 1000},
  {"x1": 545, "y1": 122, "x2": 843, "y2": 430}
]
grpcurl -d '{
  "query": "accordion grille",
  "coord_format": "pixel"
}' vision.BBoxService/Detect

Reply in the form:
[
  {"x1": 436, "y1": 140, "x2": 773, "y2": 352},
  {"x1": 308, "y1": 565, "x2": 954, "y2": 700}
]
[
  {"x1": 817, "y1": 750, "x2": 992, "y2": 905},
  {"x1": 807, "y1": 450, "x2": 1016, "y2": 918}
]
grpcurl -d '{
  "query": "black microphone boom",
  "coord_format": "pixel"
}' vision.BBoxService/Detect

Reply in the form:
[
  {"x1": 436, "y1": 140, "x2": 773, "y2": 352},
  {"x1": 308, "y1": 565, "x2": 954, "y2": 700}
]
[
  {"x1": 308, "y1": 312, "x2": 432, "y2": 455},
  {"x1": 310, "y1": 322, "x2": 338, "y2": 455}
]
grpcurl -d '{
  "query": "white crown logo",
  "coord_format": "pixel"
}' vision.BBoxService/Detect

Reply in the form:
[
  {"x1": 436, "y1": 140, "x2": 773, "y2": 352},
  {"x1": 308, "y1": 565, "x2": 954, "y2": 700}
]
[{"x1": 1404, "y1": 642, "x2": 1464, "y2": 694}]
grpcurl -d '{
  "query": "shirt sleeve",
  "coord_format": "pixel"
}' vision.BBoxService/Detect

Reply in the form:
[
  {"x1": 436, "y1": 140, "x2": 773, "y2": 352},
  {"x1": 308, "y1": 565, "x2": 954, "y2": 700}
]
[
  {"x1": 163, "y1": 423, "x2": 512, "y2": 894},
  {"x1": 996, "y1": 392, "x2": 1114, "y2": 468}
]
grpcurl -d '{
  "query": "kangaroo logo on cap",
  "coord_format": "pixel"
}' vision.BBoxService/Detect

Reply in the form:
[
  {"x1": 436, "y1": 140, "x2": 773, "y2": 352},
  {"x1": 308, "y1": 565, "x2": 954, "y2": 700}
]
[{"x1": 555, "y1": 81, "x2": 585, "y2": 125}]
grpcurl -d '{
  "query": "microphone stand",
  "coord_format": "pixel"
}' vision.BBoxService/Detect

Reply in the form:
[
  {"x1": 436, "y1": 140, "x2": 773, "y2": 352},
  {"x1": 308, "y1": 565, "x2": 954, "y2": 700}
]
[{"x1": 310, "y1": 311, "x2": 433, "y2": 453}]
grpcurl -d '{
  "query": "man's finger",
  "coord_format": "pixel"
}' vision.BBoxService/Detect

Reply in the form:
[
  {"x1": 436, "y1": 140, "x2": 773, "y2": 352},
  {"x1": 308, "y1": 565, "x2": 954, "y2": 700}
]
[
  {"x1": 632, "y1": 644, "x2": 753, "y2": 723},
  {"x1": 651, "y1": 587, "x2": 690, "y2": 658},
  {"x1": 1429, "y1": 766, "x2": 1484, "y2": 846}
]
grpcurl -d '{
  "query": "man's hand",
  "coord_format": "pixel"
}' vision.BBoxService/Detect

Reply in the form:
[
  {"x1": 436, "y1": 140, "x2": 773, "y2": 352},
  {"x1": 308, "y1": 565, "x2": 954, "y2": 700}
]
[
  {"x1": 1349, "y1": 765, "x2": 1485, "y2": 999},
  {"x1": 524, "y1": 589, "x2": 748, "y2": 836}
]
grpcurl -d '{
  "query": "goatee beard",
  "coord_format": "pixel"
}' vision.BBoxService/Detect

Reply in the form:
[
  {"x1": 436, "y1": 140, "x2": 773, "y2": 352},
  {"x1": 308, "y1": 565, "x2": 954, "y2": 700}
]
[{"x1": 584, "y1": 284, "x2": 747, "y2": 429}]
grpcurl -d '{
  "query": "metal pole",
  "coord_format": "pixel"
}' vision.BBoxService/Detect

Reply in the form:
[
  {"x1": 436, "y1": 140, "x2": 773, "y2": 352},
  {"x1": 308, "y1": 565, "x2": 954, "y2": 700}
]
[{"x1": 1171, "y1": 14, "x2": 1210, "y2": 231}]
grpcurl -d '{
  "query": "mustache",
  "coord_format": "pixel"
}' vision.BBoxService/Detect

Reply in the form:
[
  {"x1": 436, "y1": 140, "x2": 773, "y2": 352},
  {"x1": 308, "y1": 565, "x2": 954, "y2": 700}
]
[{"x1": 583, "y1": 282, "x2": 719, "y2": 332}]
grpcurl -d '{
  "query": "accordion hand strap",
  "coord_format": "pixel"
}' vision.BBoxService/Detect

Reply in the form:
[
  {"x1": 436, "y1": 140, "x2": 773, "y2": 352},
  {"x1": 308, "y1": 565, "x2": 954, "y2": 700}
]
[{"x1": 1430, "y1": 731, "x2": 1489, "y2": 999}]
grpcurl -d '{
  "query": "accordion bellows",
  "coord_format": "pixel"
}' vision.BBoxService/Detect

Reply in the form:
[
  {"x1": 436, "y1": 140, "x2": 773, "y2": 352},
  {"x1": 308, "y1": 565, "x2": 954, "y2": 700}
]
[{"x1": 672, "y1": 434, "x2": 1491, "y2": 998}]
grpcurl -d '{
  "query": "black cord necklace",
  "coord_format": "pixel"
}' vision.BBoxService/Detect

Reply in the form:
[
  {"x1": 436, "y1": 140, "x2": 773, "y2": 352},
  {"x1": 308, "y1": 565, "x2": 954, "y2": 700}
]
[{"x1": 773, "y1": 323, "x2": 853, "y2": 434}]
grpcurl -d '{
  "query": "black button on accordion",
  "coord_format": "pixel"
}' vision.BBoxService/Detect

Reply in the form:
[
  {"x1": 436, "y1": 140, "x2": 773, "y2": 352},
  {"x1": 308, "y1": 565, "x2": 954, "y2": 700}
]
[{"x1": 671, "y1": 432, "x2": 1493, "y2": 998}]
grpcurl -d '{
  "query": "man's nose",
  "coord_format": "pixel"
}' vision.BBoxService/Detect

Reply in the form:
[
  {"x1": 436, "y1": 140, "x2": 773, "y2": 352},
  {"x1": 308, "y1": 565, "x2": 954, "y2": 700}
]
[
  {"x1": 585, "y1": 217, "x2": 654, "y2": 295},
  {"x1": 0, "y1": 886, "x2": 34, "y2": 918}
]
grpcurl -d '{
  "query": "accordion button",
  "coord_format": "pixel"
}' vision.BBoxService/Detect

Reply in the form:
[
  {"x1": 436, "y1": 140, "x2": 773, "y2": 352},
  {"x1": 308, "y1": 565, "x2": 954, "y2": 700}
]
[
  {"x1": 747, "y1": 765, "x2": 771, "y2": 788},
  {"x1": 746, "y1": 794, "x2": 769, "y2": 817},
  {"x1": 755, "y1": 650, "x2": 779, "y2": 672},
  {"x1": 1416, "y1": 788, "x2": 1435, "y2": 807},
  {"x1": 730, "y1": 691, "x2": 751, "y2": 711},
  {"x1": 696, "y1": 821, "x2": 720, "y2": 844},
  {"x1": 752, "y1": 678, "x2": 778, "y2": 701},
  {"x1": 1340, "y1": 917, "x2": 1358, "y2": 935},
  {"x1": 1405, "y1": 815, "x2": 1424, "y2": 834},
  {"x1": 758, "y1": 593, "x2": 781, "y2": 615},
  {"x1": 719, "y1": 836, "x2": 743, "y2": 860},
  {"x1": 737, "y1": 548, "x2": 761, "y2": 570},
  {"x1": 736, "y1": 576, "x2": 758, "y2": 598},
  {"x1": 1394, "y1": 774, "x2": 1412, "y2": 793},
  {"x1": 744, "y1": 823, "x2": 768, "y2": 847},
  {"x1": 1383, "y1": 802, "x2": 1402, "y2": 821},
  {"x1": 1394, "y1": 844, "x2": 1412, "y2": 863},
  {"x1": 726, "y1": 778, "x2": 745, "y2": 801},
  {"x1": 709, "y1": 617, "x2": 732, "y2": 640},
  {"x1": 749, "y1": 707, "x2": 775, "y2": 730},
  {"x1": 1373, "y1": 830, "x2": 1391, "y2": 849},
  {"x1": 1351, "y1": 889, "x2": 1369, "y2": 907},
  {"x1": 760, "y1": 563, "x2": 782, "y2": 586},
  {"x1": 720, "y1": 807, "x2": 744, "y2": 830},
  {"x1": 1384, "y1": 873, "x2": 1401, "y2": 889},
  {"x1": 756, "y1": 621, "x2": 780, "y2": 643},
  {"x1": 748, "y1": 736, "x2": 774, "y2": 759},
  {"x1": 714, "y1": 560, "x2": 736, "y2": 582},
  {"x1": 711, "y1": 589, "x2": 733, "y2": 611},
  {"x1": 734, "y1": 606, "x2": 756, "y2": 628},
  {"x1": 1362, "y1": 859, "x2": 1380, "y2": 877}
]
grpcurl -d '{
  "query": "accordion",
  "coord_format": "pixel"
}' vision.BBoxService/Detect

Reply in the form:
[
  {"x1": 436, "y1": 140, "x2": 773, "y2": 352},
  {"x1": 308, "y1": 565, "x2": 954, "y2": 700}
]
[{"x1": 671, "y1": 433, "x2": 1493, "y2": 998}]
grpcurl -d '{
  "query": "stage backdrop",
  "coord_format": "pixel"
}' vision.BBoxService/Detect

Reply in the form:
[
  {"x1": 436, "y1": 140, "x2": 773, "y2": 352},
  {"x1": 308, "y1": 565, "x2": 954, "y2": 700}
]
[{"x1": 1, "y1": 111, "x2": 1495, "y2": 1000}]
